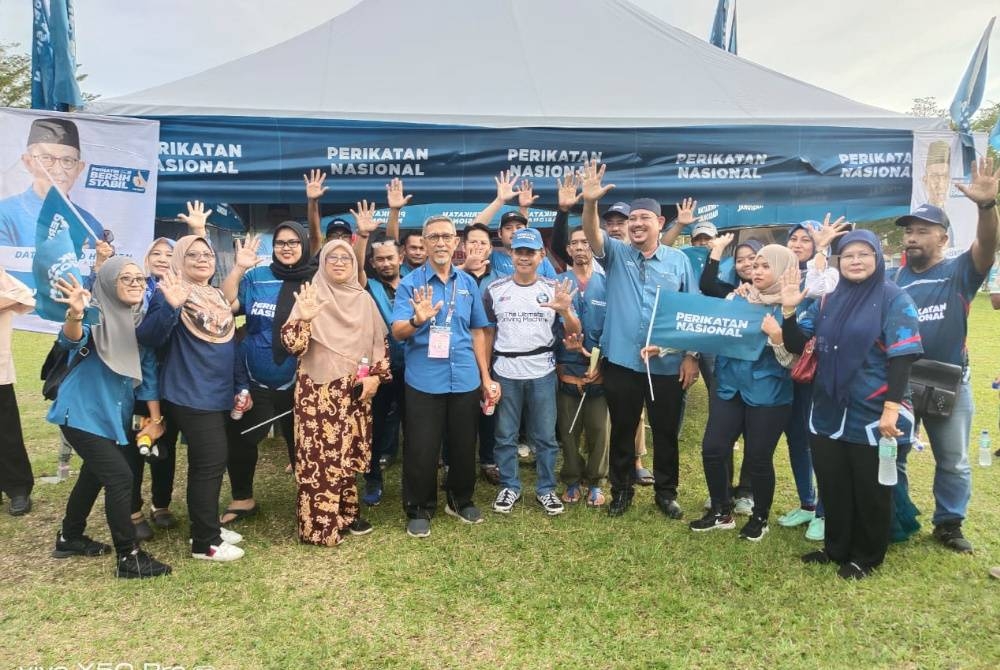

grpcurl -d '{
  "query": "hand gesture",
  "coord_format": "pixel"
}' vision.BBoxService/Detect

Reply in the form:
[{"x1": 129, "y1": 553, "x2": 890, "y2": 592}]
[
  {"x1": 304, "y1": 169, "x2": 329, "y2": 201},
  {"x1": 292, "y1": 281, "x2": 328, "y2": 322},
  {"x1": 812, "y1": 213, "x2": 850, "y2": 250},
  {"x1": 708, "y1": 232, "x2": 734, "y2": 260},
  {"x1": 52, "y1": 274, "x2": 91, "y2": 315},
  {"x1": 408, "y1": 285, "x2": 443, "y2": 325},
  {"x1": 556, "y1": 172, "x2": 582, "y2": 211},
  {"x1": 518, "y1": 179, "x2": 539, "y2": 208},
  {"x1": 779, "y1": 265, "x2": 807, "y2": 310},
  {"x1": 356, "y1": 376, "x2": 380, "y2": 402},
  {"x1": 494, "y1": 171, "x2": 520, "y2": 202},
  {"x1": 386, "y1": 177, "x2": 412, "y2": 209},
  {"x1": 679, "y1": 354, "x2": 700, "y2": 390},
  {"x1": 95, "y1": 239, "x2": 114, "y2": 262},
  {"x1": 640, "y1": 345, "x2": 662, "y2": 363},
  {"x1": 761, "y1": 313, "x2": 781, "y2": 339},
  {"x1": 581, "y1": 159, "x2": 615, "y2": 203},
  {"x1": 539, "y1": 277, "x2": 577, "y2": 313},
  {"x1": 955, "y1": 155, "x2": 1000, "y2": 206},
  {"x1": 732, "y1": 282, "x2": 753, "y2": 299},
  {"x1": 676, "y1": 197, "x2": 697, "y2": 226},
  {"x1": 350, "y1": 200, "x2": 380, "y2": 236},
  {"x1": 562, "y1": 332, "x2": 591, "y2": 358},
  {"x1": 234, "y1": 235, "x2": 262, "y2": 270},
  {"x1": 461, "y1": 240, "x2": 490, "y2": 268},
  {"x1": 157, "y1": 268, "x2": 192, "y2": 309},
  {"x1": 178, "y1": 200, "x2": 210, "y2": 233}
]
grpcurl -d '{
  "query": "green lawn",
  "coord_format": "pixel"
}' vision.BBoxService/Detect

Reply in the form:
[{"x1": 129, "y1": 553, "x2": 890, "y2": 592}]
[{"x1": 2, "y1": 295, "x2": 999, "y2": 670}]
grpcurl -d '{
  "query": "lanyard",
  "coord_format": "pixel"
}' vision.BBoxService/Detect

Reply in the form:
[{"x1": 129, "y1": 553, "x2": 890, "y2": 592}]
[{"x1": 424, "y1": 266, "x2": 458, "y2": 328}]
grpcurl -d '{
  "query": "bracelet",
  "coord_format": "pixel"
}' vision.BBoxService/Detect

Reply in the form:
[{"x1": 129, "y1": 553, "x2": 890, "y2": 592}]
[
  {"x1": 65, "y1": 309, "x2": 84, "y2": 322},
  {"x1": 409, "y1": 315, "x2": 421, "y2": 328},
  {"x1": 149, "y1": 416, "x2": 165, "y2": 425},
  {"x1": 781, "y1": 308, "x2": 796, "y2": 318},
  {"x1": 883, "y1": 401, "x2": 901, "y2": 411}
]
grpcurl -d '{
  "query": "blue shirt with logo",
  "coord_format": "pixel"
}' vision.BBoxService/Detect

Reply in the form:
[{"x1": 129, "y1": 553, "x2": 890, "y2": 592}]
[
  {"x1": 714, "y1": 299, "x2": 792, "y2": 407},
  {"x1": 236, "y1": 266, "x2": 296, "y2": 390},
  {"x1": 596, "y1": 231, "x2": 697, "y2": 375},
  {"x1": 391, "y1": 263, "x2": 489, "y2": 394},
  {"x1": 367, "y1": 278, "x2": 405, "y2": 370},
  {"x1": 894, "y1": 250, "x2": 987, "y2": 367},
  {"x1": 556, "y1": 269, "x2": 607, "y2": 396},
  {"x1": 489, "y1": 249, "x2": 557, "y2": 278}
]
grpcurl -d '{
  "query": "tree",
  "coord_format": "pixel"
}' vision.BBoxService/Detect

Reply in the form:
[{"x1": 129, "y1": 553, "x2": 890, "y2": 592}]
[
  {"x1": 0, "y1": 41, "x2": 97, "y2": 108},
  {"x1": 910, "y1": 96, "x2": 947, "y2": 118}
]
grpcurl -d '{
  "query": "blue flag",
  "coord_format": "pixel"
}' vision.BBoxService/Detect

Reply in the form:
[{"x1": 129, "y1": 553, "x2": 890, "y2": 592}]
[
  {"x1": 32, "y1": 188, "x2": 85, "y2": 321},
  {"x1": 949, "y1": 17, "x2": 994, "y2": 172},
  {"x1": 30, "y1": 0, "x2": 82, "y2": 110},
  {"x1": 650, "y1": 292, "x2": 769, "y2": 361},
  {"x1": 30, "y1": 0, "x2": 53, "y2": 109},
  {"x1": 727, "y1": 2, "x2": 738, "y2": 55},
  {"x1": 990, "y1": 116, "x2": 1000, "y2": 153},
  {"x1": 709, "y1": 0, "x2": 729, "y2": 48}
]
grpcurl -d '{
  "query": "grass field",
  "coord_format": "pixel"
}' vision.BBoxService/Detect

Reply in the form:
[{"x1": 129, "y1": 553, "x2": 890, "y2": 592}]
[{"x1": 1, "y1": 295, "x2": 998, "y2": 670}]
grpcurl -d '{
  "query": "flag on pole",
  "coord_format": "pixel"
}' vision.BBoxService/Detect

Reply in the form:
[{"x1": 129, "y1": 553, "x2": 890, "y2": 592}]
[
  {"x1": 727, "y1": 2, "x2": 738, "y2": 55},
  {"x1": 709, "y1": 0, "x2": 730, "y2": 48},
  {"x1": 30, "y1": 0, "x2": 83, "y2": 111},
  {"x1": 949, "y1": 17, "x2": 995, "y2": 172},
  {"x1": 32, "y1": 187, "x2": 86, "y2": 321},
  {"x1": 30, "y1": 0, "x2": 54, "y2": 109}
]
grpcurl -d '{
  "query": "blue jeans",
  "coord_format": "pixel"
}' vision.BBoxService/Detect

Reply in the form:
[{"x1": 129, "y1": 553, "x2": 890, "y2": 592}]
[
  {"x1": 785, "y1": 381, "x2": 825, "y2": 516},
  {"x1": 900, "y1": 378, "x2": 973, "y2": 526},
  {"x1": 494, "y1": 371, "x2": 558, "y2": 496}
]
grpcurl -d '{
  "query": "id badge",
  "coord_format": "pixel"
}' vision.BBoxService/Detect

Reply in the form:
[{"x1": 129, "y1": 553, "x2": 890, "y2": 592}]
[{"x1": 428, "y1": 325, "x2": 452, "y2": 359}]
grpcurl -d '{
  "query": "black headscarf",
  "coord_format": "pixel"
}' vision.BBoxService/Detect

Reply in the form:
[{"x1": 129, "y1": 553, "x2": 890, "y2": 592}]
[{"x1": 270, "y1": 221, "x2": 317, "y2": 364}]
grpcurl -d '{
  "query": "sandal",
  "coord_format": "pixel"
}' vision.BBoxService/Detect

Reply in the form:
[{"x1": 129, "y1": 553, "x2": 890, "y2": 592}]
[
  {"x1": 561, "y1": 483, "x2": 583, "y2": 504},
  {"x1": 150, "y1": 507, "x2": 177, "y2": 529},
  {"x1": 635, "y1": 467, "x2": 654, "y2": 486},
  {"x1": 220, "y1": 504, "x2": 258, "y2": 526},
  {"x1": 587, "y1": 486, "x2": 606, "y2": 507}
]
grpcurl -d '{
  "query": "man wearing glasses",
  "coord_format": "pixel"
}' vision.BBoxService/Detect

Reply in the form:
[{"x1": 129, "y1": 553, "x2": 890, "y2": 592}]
[{"x1": 0, "y1": 118, "x2": 107, "y2": 247}]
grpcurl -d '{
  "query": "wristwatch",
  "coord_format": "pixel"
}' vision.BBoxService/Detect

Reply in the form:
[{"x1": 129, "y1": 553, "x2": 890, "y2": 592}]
[
  {"x1": 409, "y1": 315, "x2": 421, "y2": 328},
  {"x1": 978, "y1": 198, "x2": 997, "y2": 210}
]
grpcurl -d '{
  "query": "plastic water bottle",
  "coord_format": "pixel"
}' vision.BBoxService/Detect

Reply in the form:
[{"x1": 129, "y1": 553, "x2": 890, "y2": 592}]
[
  {"x1": 877, "y1": 437, "x2": 898, "y2": 486},
  {"x1": 356, "y1": 357, "x2": 371, "y2": 379},
  {"x1": 979, "y1": 430, "x2": 992, "y2": 467},
  {"x1": 231, "y1": 389, "x2": 250, "y2": 420}
]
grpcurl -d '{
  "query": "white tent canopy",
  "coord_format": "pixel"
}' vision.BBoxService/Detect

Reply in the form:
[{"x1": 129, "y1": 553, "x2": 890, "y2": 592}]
[{"x1": 90, "y1": 0, "x2": 944, "y2": 130}]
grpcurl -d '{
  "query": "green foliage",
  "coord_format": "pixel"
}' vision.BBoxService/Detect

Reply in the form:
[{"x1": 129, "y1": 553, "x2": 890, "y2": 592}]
[{"x1": 0, "y1": 41, "x2": 97, "y2": 108}]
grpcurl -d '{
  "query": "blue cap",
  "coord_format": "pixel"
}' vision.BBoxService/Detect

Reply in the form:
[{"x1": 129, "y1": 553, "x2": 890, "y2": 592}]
[
  {"x1": 603, "y1": 202, "x2": 631, "y2": 219},
  {"x1": 895, "y1": 203, "x2": 950, "y2": 228},
  {"x1": 510, "y1": 227, "x2": 544, "y2": 250},
  {"x1": 628, "y1": 198, "x2": 661, "y2": 216},
  {"x1": 325, "y1": 217, "x2": 353, "y2": 237}
]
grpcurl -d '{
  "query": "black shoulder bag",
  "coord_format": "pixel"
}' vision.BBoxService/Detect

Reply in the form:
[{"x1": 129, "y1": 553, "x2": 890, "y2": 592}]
[{"x1": 40, "y1": 339, "x2": 89, "y2": 401}]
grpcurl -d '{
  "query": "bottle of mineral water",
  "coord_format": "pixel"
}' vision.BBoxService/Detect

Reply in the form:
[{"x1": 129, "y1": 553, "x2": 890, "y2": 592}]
[
  {"x1": 979, "y1": 430, "x2": 992, "y2": 467},
  {"x1": 877, "y1": 437, "x2": 898, "y2": 486}
]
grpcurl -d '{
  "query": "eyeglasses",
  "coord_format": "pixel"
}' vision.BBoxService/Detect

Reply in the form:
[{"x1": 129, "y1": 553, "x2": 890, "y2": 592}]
[
  {"x1": 840, "y1": 252, "x2": 875, "y2": 262},
  {"x1": 31, "y1": 154, "x2": 80, "y2": 170},
  {"x1": 184, "y1": 251, "x2": 216, "y2": 261},
  {"x1": 274, "y1": 240, "x2": 302, "y2": 249},
  {"x1": 117, "y1": 275, "x2": 146, "y2": 287},
  {"x1": 325, "y1": 254, "x2": 354, "y2": 265},
  {"x1": 424, "y1": 233, "x2": 456, "y2": 244}
]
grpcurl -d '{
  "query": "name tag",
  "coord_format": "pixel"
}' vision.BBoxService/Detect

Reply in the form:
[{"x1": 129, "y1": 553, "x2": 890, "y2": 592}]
[{"x1": 428, "y1": 325, "x2": 451, "y2": 359}]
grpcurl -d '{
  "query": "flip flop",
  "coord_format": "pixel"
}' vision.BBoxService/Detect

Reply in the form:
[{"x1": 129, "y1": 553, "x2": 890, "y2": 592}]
[
  {"x1": 220, "y1": 505, "x2": 258, "y2": 526},
  {"x1": 635, "y1": 467, "x2": 654, "y2": 486},
  {"x1": 587, "y1": 487, "x2": 606, "y2": 507},
  {"x1": 561, "y1": 483, "x2": 583, "y2": 504}
]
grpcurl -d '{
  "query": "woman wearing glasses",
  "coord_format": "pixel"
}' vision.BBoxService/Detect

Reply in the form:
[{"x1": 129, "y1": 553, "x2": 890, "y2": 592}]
[
  {"x1": 219, "y1": 222, "x2": 315, "y2": 526},
  {"x1": 281, "y1": 240, "x2": 389, "y2": 546},
  {"x1": 136, "y1": 235, "x2": 245, "y2": 562}
]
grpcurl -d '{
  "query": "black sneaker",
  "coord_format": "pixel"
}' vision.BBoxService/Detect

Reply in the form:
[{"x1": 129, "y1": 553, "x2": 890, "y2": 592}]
[
  {"x1": 607, "y1": 492, "x2": 634, "y2": 517},
  {"x1": 348, "y1": 518, "x2": 374, "y2": 536},
  {"x1": 115, "y1": 548, "x2": 172, "y2": 579},
  {"x1": 932, "y1": 523, "x2": 973, "y2": 553},
  {"x1": 52, "y1": 532, "x2": 112, "y2": 558},
  {"x1": 801, "y1": 550, "x2": 832, "y2": 565},
  {"x1": 689, "y1": 510, "x2": 736, "y2": 532},
  {"x1": 739, "y1": 515, "x2": 769, "y2": 542},
  {"x1": 132, "y1": 517, "x2": 154, "y2": 542},
  {"x1": 837, "y1": 561, "x2": 869, "y2": 580},
  {"x1": 655, "y1": 495, "x2": 684, "y2": 520}
]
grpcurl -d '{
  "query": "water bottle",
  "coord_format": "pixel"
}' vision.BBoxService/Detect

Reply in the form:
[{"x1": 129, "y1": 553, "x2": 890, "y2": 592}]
[
  {"x1": 481, "y1": 383, "x2": 499, "y2": 416},
  {"x1": 979, "y1": 430, "x2": 992, "y2": 467},
  {"x1": 356, "y1": 357, "x2": 371, "y2": 380},
  {"x1": 877, "y1": 436, "x2": 898, "y2": 486},
  {"x1": 231, "y1": 389, "x2": 250, "y2": 420}
]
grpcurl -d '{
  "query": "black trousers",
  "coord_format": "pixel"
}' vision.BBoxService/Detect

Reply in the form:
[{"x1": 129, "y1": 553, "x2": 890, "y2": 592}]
[
  {"x1": 365, "y1": 366, "x2": 405, "y2": 486},
  {"x1": 811, "y1": 434, "x2": 892, "y2": 570},
  {"x1": 166, "y1": 402, "x2": 228, "y2": 553},
  {"x1": 59, "y1": 426, "x2": 135, "y2": 555},
  {"x1": 700, "y1": 393, "x2": 791, "y2": 518},
  {"x1": 402, "y1": 385, "x2": 479, "y2": 520},
  {"x1": 226, "y1": 384, "x2": 295, "y2": 500},
  {"x1": 603, "y1": 362, "x2": 686, "y2": 500},
  {"x1": 0, "y1": 384, "x2": 33, "y2": 498},
  {"x1": 123, "y1": 412, "x2": 179, "y2": 514}
]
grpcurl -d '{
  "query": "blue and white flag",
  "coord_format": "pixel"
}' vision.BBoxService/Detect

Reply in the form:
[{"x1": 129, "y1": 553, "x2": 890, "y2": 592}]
[
  {"x1": 727, "y1": 2, "x2": 738, "y2": 55},
  {"x1": 650, "y1": 292, "x2": 769, "y2": 361},
  {"x1": 32, "y1": 187, "x2": 85, "y2": 321},
  {"x1": 989, "y1": 116, "x2": 1000, "y2": 153},
  {"x1": 949, "y1": 17, "x2": 994, "y2": 173},
  {"x1": 709, "y1": 0, "x2": 730, "y2": 48},
  {"x1": 30, "y1": 0, "x2": 83, "y2": 111}
]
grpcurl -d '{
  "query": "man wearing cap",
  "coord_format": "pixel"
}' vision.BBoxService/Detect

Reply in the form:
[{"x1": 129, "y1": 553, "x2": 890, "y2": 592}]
[
  {"x1": 472, "y1": 172, "x2": 557, "y2": 278},
  {"x1": 894, "y1": 156, "x2": 999, "y2": 554},
  {"x1": 579, "y1": 160, "x2": 699, "y2": 518},
  {"x1": 0, "y1": 117, "x2": 106, "y2": 247},
  {"x1": 483, "y1": 227, "x2": 580, "y2": 516}
]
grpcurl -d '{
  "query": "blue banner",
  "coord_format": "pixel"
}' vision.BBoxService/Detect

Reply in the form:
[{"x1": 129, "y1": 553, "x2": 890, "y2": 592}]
[
  {"x1": 151, "y1": 117, "x2": 918, "y2": 226},
  {"x1": 32, "y1": 188, "x2": 84, "y2": 321},
  {"x1": 650, "y1": 292, "x2": 769, "y2": 361}
]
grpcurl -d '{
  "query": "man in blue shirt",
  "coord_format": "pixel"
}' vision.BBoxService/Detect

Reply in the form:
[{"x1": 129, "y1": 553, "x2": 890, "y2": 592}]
[
  {"x1": 472, "y1": 172, "x2": 557, "y2": 278},
  {"x1": 391, "y1": 215, "x2": 500, "y2": 538},
  {"x1": 580, "y1": 160, "x2": 700, "y2": 518},
  {"x1": 894, "y1": 156, "x2": 999, "y2": 553}
]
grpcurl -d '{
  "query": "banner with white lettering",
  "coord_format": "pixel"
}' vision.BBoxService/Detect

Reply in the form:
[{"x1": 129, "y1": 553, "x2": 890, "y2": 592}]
[
  {"x1": 0, "y1": 107, "x2": 159, "y2": 332},
  {"x1": 650, "y1": 292, "x2": 770, "y2": 361}
]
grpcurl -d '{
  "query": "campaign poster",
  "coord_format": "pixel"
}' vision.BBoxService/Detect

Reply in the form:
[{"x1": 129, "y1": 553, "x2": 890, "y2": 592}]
[{"x1": 0, "y1": 107, "x2": 159, "y2": 332}]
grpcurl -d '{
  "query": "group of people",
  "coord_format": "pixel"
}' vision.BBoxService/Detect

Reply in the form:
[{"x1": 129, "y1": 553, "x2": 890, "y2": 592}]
[{"x1": 0, "y1": 155, "x2": 997, "y2": 582}]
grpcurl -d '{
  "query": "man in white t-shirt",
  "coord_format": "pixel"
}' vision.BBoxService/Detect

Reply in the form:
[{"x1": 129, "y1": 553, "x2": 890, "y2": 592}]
[{"x1": 484, "y1": 228, "x2": 580, "y2": 516}]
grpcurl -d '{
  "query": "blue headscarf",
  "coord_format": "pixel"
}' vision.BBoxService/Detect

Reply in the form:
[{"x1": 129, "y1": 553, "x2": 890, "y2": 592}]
[
  {"x1": 815, "y1": 229, "x2": 902, "y2": 407},
  {"x1": 787, "y1": 220, "x2": 822, "y2": 269}
]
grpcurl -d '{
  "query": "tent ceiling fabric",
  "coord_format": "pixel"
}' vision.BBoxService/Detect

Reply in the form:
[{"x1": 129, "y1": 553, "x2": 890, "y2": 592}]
[{"x1": 90, "y1": 0, "x2": 943, "y2": 130}]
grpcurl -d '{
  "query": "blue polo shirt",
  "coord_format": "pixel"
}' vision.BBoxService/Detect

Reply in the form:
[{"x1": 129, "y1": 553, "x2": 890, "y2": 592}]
[
  {"x1": 714, "y1": 300, "x2": 792, "y2": 407},
  {"x1": 0, "y1": 187, "x2": 105, "y2": 247},
  {"x1": 489, "y1": 249, "x2": 557, "y2": 278},
  {"x1": 895, "y1": 250, "x2": 987, "y2": 368},
  {"x1": 237, "y1": 266, "x2": 297, "y2": 390},
  {"x1": 556, "y1": 269, "x2": 607, "y2": 396},
  {"x1": 596, "y1": 232, "x2": 697, "y2": 375},
  {"x1": 367, "y1": 277, "x2": 405, "y2": 369},
  {"x1": 681, "y1": 245, "x2": 735, "y2": 285},
  {"x1": 391, "y1": 263, "x2": 489, "y2": 394}
]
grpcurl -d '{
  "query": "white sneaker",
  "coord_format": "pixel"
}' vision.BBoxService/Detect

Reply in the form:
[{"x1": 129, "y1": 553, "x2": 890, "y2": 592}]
[
  {"x1": 220, "y1": 527, "x2": 243, "y2": 545},
  {"x1": 733, "y1": 497, "x2": 754, "y2": 516},
  {"x1": 192, "y1": 541, "x2": 244, "y2": 562}
]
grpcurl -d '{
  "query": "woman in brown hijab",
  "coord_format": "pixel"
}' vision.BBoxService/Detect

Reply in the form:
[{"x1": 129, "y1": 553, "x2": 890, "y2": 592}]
[{"x1": 281, "y1": 240, "x2": 390, "y2": 546}]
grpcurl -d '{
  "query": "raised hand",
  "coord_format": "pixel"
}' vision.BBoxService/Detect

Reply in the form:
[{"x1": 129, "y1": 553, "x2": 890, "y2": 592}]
[
  {"x1": 408, "y1": 285, "x2": 444, "y2": 325},
  {"x1": 539, "y1": 277, "x2": 578, "y2": 313},
  {"x1": 562, "y1": 332, "x2": 591, "y2": 358},
  {"x1": 178, "y1": 200, "x2": 210, "y2": 233},
  {"x1": 812, "y1": 213, "x2": 850, "y2": 250},
  {"x1": 732, "y1": 282, "x2": 753, "y2": 299},
  {"x1": 556, "y1": 172, "x2": 582, "y2": 211},
  {"x1": 350, "y1": 200, "x2": 380, "y2": 236},
  {"x1": 292, "y1": 281, "x2": 328, "y2": 322},
  {"x1": 518, "y1": 179, "x2": 540, "y2": 208},
  {"x1": 494, "y1": 171, "x2": 520, "y2": 202},
  {"x1": 955, "y1": 155, "x2": 1000, "y2": 206},
  {"x1": 676, "y1": 197, "x2": 697, "y2": 226},
  {"x1": 708, "y1": 232, "x2": 734, "y2": 260},
  {"x1": 52, "y1": 274, "x2": 90, "y2": 315},
  {"x1": 581, "y1": 159, "x2": 615, "y2": 203},
  {"x1": 95, "y1": 239, "x2": 115, "y2": 262},
  {"x1": 386, "y1": 177, "x2": 412, "y2": 209},
  {"x1": 761, "y1": 313, "x2": 782, "y2": 339},
  {"x1": 304, "y1": 169, "x2": 329, "y2": 201},
  {"x1": 234, "y1": 235, "x2": 262, "y2": 270},
  {"x1": 779, "y1": 265, "x2": 807, "y2": 310},
  {"x1": 157, "y1": 268, "x2": 192, "y2": 309}
]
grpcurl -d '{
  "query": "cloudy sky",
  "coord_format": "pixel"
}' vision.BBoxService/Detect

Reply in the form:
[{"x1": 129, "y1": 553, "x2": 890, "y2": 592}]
[{"x1": 1, "y1": 0, "x2": 997, "y2": 114}]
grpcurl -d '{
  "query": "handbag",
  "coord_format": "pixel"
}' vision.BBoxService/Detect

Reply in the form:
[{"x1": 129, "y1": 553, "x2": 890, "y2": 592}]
[
  {"x1": 790, "y1": 337, "x2": 817, "y2": 383},
  {"x1": 908, "y1": 359, "x2": 963, "y2": 418},
  {"x1": 40, "y1": 339, "x2": 89, "y2": 401}
]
